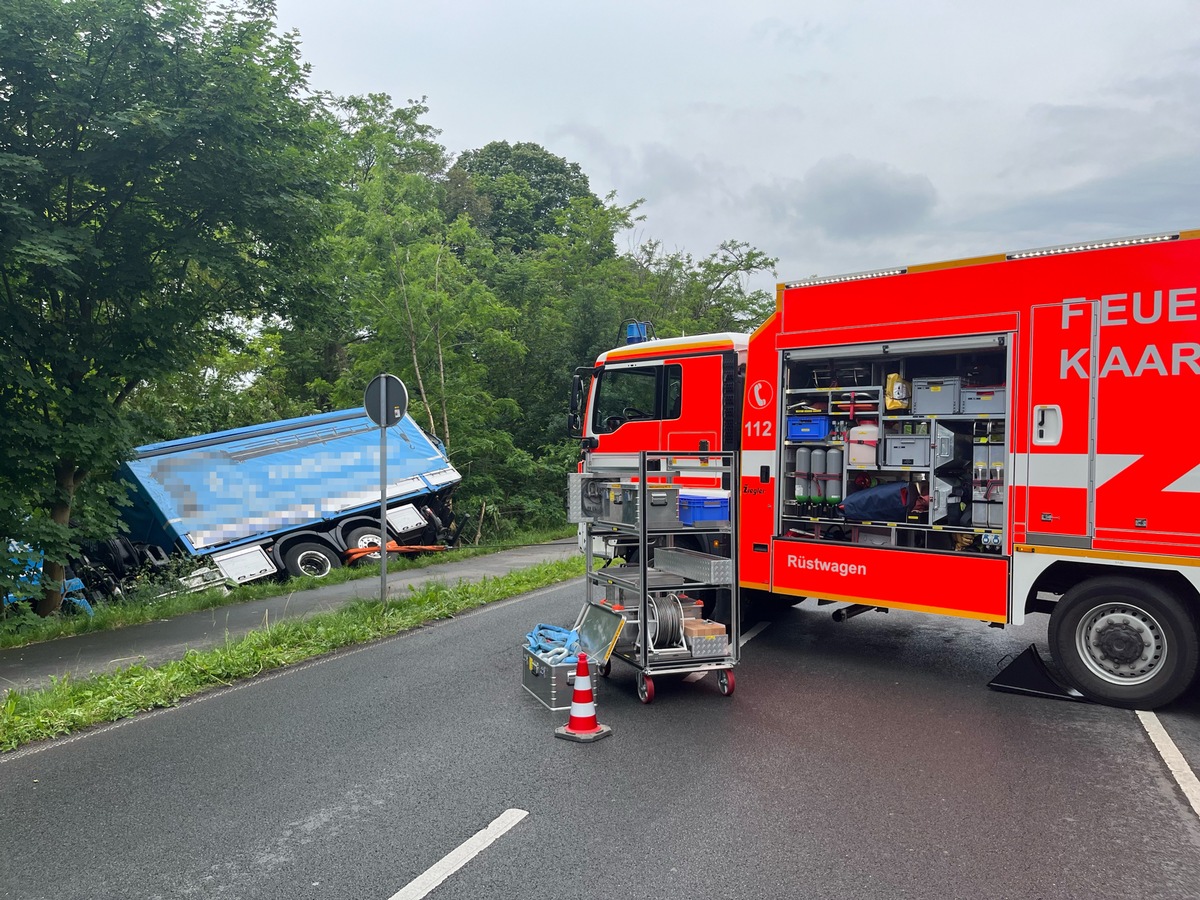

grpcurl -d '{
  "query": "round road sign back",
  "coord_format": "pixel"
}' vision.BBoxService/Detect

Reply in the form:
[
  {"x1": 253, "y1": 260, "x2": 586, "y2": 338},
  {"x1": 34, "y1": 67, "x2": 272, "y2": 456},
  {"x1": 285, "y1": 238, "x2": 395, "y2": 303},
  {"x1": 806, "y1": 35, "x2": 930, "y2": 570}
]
[{"x1": 364, "y1": 374, "x2": 408, "y2": 427}]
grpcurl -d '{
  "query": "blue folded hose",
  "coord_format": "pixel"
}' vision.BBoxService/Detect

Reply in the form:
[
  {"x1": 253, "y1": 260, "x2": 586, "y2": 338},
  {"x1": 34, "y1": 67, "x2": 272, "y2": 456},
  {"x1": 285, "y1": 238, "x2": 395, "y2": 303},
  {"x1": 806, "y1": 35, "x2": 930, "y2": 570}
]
[{"x1": 525, "y1": 623, "x2": 581, "y2": 664}]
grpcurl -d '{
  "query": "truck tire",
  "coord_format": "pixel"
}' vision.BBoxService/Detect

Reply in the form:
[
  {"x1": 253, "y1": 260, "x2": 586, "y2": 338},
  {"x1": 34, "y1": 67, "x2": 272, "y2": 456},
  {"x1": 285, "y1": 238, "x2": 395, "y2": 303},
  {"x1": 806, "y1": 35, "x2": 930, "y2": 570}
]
[
  {"x1": 1048, "y1": 577, "x2": 1199, "y2": 709},
  {"x1": 344, "y1": 526, "x2": 387, "y2": 564},
  {"x1": 282, "y1": 542, "x2": 341, "y2": 579}
]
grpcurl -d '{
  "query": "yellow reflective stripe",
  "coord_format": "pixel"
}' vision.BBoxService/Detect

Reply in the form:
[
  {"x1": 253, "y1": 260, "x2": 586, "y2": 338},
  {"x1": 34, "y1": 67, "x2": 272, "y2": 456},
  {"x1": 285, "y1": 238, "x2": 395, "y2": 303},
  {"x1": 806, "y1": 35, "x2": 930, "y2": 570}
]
[
  {"x1": 767, "y1": 586, "x2": 1007, "y2": 622},
  {"x1": 906, "y1": 253, "x2": 1008, "y2": 273}
]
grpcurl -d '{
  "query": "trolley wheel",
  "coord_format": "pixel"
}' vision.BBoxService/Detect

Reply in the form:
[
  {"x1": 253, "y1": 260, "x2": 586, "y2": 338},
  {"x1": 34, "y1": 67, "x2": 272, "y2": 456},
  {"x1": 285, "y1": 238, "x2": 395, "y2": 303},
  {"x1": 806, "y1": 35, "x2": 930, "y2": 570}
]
[
  {"x1": 599, "y1": 659, "x2": 611, "y2": 678},
  {"x1": 717, "y1": 668, "x2": 735, "y2": 696},
  {"x1": 636, "y1": 671, "x2": 655, "y2": 704}
]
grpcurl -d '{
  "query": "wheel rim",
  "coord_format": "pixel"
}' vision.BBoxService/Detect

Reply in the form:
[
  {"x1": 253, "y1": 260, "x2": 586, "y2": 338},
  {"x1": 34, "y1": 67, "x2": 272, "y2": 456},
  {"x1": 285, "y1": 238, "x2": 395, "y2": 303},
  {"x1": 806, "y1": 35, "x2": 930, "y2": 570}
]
[
  {"x1": 296, "y1": 550, "x2": 332, "y2": 578},
  {"x1": 1075, "y1": 602, "x2": 1166, "y2": 686},
  {"x1": 355, "y1": 533, "x2": 383, "y2": 560},
  {"x1": 637, "y1": 673, "x2": 654, "y2": 703}
]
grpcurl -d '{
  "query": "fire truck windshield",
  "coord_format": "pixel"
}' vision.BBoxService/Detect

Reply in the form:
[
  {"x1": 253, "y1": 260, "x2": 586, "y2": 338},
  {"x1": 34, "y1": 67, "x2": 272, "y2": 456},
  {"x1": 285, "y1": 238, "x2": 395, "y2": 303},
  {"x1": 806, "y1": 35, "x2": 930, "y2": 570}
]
[{"x1": 591, "y1": 364, "x2": 681, "y2": 433}]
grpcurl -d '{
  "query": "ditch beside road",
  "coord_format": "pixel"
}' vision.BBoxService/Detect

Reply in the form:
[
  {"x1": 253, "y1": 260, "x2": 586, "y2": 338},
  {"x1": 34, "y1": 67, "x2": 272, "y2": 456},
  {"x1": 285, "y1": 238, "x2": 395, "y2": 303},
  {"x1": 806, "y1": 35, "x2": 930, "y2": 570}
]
[{"x1": 0, "y1": 540, "x2": 580, "y2": 695}]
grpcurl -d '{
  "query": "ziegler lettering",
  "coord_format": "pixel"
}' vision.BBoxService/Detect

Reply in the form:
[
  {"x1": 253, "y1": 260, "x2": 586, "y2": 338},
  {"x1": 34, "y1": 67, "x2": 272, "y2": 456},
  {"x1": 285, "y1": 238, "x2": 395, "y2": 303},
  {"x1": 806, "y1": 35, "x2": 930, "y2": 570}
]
[
  {"x1": 1059, "y1": 288, "x2": 1200, "y2": 379},
  {"x1": 787, "y1": 554, "x2": 866, "y2": 577}
]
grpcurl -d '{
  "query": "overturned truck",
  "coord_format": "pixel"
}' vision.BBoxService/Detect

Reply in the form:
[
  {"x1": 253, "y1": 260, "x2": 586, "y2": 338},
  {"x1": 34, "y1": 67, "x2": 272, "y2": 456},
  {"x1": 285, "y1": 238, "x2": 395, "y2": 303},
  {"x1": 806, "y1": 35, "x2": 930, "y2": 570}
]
[{"x1": 82, "y1": 408, "x2": 460, "y2": 597}]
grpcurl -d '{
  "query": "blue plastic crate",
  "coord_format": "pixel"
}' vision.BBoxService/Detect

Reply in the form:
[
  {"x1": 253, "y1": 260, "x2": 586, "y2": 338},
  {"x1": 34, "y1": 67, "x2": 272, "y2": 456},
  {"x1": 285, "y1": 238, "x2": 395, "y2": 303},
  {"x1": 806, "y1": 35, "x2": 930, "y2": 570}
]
[
  {"x1": 787, "y1": 415, "x2": 831, "y2": 441},
  {"x1": 679, "y1": 493, "x2": 730, "y2": 526}
]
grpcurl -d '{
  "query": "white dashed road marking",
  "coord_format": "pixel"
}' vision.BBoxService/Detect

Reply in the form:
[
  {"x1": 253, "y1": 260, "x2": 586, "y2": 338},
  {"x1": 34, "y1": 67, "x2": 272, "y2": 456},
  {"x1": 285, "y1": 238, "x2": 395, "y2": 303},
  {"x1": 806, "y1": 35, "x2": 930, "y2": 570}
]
[{"x1": 387, "y1": 808, "x2": 528, "y2": 900}]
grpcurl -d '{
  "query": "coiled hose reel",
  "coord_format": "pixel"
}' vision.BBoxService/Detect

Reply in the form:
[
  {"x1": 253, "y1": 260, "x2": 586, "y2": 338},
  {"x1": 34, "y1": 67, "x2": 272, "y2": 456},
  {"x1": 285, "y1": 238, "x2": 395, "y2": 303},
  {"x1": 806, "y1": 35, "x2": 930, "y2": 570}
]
[{"x1": 643, "y1": 592, "x2": 685, "y2": 650}]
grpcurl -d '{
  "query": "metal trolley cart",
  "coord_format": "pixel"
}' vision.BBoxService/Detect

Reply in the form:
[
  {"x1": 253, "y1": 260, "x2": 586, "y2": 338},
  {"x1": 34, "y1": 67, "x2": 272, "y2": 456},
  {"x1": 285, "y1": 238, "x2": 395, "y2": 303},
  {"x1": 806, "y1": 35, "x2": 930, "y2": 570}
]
[{"x1": 572, "y1": 450, "x2": 739, "y2": 703}]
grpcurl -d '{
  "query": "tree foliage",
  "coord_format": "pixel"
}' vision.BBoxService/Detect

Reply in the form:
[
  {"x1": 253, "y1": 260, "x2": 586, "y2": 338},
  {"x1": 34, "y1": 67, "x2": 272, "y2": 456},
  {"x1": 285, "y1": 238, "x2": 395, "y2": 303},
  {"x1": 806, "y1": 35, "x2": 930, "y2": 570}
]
[
  {"x1": 449, "y1": 141, "x2": 595, "y2": 253},
  {"x1": 1, "y1": 12, "x2": 778, "y2": 607},
  {"x1": 0, "y1": 0, "x2": 334, "y2": 611}
]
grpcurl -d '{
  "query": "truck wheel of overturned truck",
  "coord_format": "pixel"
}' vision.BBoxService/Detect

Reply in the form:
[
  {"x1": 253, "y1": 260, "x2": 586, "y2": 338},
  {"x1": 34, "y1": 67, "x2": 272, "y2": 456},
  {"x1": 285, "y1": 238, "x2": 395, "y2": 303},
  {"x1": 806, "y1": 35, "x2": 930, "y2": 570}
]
[
  {"x1": 283, "y1": 542, "x2": 342, "y2": 579},
  {"x1": 344, "y1": 527, "x2": 388, "y2": 564},
  {"x1": 1048, "y1": 577, "x2": 1199, "y2": 709}
]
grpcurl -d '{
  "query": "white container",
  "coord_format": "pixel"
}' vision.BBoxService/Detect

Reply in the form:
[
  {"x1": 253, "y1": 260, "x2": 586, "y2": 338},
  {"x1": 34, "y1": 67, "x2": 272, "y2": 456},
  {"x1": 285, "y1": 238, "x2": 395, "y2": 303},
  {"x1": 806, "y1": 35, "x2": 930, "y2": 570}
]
[{"x1": 847, "y1": 423, "x2": 879, "y2": 467}]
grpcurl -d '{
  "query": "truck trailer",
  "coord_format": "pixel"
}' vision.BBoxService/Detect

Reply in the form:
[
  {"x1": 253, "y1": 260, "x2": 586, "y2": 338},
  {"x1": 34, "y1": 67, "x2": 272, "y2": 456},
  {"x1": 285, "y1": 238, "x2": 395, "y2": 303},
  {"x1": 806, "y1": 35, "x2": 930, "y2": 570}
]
[
  {"x1": 569, "y1": 229, "x2": 1200, "y2": 709},
  {"x1": 113, "y1": 408, "x2": 460, "y2": 588}
]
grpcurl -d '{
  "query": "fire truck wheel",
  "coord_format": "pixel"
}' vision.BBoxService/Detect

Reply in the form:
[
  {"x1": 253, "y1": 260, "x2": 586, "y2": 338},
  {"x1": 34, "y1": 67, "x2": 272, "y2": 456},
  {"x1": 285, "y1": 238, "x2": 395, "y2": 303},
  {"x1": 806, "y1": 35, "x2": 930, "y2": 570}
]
[
  {"x1": 345, "y1": 527, "x2": 386, "y2": 564},
  {"x1": 1048, "y1": 577, "x2": 1199, "y2": 709},
  {"x1": 283, "y1": 542, "x2": 342, "y2": 580},
  {"x1": 637, "y1": 671, "x2": 655, "y2": 704}
]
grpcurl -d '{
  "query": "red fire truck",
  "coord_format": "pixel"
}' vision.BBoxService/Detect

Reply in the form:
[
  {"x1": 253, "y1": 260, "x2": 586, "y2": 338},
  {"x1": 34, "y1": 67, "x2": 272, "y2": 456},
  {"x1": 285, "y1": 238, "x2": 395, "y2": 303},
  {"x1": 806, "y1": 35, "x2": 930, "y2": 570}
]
[{"x1": 569, "y1": 230, "x2": 1200, "y2": 709}]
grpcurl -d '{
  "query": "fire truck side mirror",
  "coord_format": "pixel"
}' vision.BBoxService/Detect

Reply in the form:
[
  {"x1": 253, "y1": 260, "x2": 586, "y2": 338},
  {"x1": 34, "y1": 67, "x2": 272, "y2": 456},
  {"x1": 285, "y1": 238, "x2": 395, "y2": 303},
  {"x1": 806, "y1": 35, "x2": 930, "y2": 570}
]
[
  {"x1": 568, "y1": 374, "x2": 585, "y2": 437},
  {"x1": 569, "y1": 374, "x2": 583, "y2": 415}
]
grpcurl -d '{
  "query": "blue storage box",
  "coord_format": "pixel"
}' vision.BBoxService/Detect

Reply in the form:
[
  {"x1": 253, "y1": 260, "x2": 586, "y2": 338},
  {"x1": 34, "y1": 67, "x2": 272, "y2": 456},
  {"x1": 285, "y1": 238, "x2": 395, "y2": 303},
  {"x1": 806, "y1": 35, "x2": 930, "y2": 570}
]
[
  {"x1": 787, "y1": 415, "x2": 831, "y2": 441},
  {"x1": 679, "y1": 491, "x2": 730, "y2": 526}
]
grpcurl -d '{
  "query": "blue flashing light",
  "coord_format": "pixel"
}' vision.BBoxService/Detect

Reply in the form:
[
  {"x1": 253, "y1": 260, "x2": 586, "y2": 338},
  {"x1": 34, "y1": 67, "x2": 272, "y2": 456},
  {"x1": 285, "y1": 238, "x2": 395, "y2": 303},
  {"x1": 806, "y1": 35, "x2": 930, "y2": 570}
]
[{"x1": 626, "y1": 322, "x2": 650, "y2": 344}]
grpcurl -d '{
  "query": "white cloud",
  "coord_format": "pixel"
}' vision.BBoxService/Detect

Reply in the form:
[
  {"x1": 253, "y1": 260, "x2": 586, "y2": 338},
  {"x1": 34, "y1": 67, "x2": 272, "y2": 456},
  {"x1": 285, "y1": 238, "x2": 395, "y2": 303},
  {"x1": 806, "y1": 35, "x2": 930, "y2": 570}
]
[{"x1": 275, "y1": 0, "x2": 1200, "y2": 291}]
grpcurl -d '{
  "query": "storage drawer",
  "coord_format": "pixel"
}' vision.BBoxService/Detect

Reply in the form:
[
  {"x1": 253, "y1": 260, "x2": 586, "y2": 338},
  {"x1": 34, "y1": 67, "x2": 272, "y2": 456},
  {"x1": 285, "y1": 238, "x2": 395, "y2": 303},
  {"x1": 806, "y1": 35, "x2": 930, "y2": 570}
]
[
  {"x1": 961, "y1": 386, "x2": 1006, "y2": 414},
  {"x1": 912, "y1": 377, "x2": 961, "y2": 414},
  {"x1": 884, "y1": 435, "x2": 930, "y2": 467},
  {"x1": 787, "y1": 415, "x2": 831, "y2": 441}
]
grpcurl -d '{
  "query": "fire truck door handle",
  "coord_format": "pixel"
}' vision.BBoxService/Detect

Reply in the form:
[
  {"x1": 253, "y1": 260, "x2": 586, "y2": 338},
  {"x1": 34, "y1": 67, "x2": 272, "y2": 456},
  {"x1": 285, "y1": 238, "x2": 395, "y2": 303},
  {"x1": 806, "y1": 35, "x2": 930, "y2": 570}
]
[
  {"x1": 760, "y1": 466, "x2": 770, "y2": 483},
  {"x1": 1040, "y1": 512, "x2": 1057, "y2": 522},
  {"x1": 1033, "y1": 405, "x2": 1062, "y2": 446}
]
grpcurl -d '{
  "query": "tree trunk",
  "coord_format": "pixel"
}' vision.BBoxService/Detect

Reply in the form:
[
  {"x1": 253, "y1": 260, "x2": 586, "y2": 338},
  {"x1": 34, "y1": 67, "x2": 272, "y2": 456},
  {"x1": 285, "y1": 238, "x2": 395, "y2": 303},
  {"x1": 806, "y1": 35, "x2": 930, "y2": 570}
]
[
  {"x1": 434, "y1": 318, "x2": 450, "y2": 448},
  {"x1": 431, "y1": 247, "x2": 451, "y2": 448},
  {"x1": 397, "y1": 263, "x2": 436, "y2": 437},
  {"x1": 474, "y1": 502, "x2": 486, "y2": 545},
  {"x1": 35, "y1": 462, "x2": 78, "y2": 616}
]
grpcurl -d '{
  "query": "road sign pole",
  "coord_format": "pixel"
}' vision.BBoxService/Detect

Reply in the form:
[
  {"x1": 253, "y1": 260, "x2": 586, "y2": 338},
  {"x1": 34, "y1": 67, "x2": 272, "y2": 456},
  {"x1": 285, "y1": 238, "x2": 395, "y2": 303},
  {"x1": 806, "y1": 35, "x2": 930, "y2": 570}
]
[
  {"x1": 364, "y1": 373, "x2": 409, "y2": 606},
  {"x1": 380, "y1": 388, "x2": 390, "y2": 604}
]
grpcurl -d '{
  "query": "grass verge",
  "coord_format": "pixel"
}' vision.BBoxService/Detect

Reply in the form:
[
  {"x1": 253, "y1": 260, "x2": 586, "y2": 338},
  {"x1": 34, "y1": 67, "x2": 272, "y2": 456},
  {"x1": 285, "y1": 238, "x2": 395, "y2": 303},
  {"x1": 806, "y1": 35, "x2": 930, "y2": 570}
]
[
  {"x1": 0, "y1": 555, "x2": 585, "y2": 753},
  {"x1": 0, "y1": 526, "x2": 576, "y2": 650}
]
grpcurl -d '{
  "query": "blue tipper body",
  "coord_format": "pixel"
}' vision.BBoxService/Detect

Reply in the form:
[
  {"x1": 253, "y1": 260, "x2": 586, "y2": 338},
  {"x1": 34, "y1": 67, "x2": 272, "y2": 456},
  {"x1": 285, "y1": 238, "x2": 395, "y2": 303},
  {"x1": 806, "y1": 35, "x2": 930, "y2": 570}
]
[{"x1": 118, "y1": 409, "x2": 461, "y2": 559}]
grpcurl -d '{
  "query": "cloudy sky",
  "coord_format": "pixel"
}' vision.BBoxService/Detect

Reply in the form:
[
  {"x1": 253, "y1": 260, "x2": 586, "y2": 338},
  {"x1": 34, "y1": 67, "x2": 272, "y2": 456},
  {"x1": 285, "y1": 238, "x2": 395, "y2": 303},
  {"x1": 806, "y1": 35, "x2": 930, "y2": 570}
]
[{"x1": 274, "y1": 0, "x2": 1199, "y2": 294}]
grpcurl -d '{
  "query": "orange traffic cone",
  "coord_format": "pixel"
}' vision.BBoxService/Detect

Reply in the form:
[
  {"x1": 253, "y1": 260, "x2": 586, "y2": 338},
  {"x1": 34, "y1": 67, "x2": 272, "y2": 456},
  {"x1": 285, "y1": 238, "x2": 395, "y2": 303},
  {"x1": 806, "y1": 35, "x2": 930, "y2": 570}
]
[{"x1": 554, "y1": 653, "x2": 612, "y2": 743}]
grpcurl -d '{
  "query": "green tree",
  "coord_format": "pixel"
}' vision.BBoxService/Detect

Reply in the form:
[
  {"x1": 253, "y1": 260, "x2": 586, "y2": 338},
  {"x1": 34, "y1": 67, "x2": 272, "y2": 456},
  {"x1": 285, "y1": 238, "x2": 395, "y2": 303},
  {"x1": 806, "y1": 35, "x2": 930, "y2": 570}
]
[
  {"x1": 124, "y1": 330, "x2": 319, "y2": 443},
  {"x1": 0, "y1": 0, "x2": 335, "y2": 612},
  {"x1": 631, "y1": 239, "x2": 777, "y2": 335},
  {"x1": 245, "y1": 94, "x2": 448, "y2": 416},
  {"x1": 448, "y1": 141, "x2": 595, "y2": 253},
  {"x1": 483, "y1": 192, "x2": 644, "y2": 453}
]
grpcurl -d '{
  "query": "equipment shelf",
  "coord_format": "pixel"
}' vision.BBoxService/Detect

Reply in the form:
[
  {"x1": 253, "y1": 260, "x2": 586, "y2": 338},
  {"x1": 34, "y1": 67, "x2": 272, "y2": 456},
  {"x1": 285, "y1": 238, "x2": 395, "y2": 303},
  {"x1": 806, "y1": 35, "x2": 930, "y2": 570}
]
[
  {"x1": 580, "y1": 450, "x2": 739, "y2": 703},
  {"x1": 779, "y1": 347, "x2": 1010, "y2": 555}
]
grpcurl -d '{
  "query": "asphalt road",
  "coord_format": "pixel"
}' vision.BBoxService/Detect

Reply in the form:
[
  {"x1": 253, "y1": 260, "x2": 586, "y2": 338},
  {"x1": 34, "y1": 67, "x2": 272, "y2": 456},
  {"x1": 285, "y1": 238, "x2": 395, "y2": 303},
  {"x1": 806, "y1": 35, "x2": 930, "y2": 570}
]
[
  {"x1": 0, "y1": 542, "x2": 580, "y2": 693},
  {"x1": 2, "y1": 581, "x2": 1199, "y2": 899}
]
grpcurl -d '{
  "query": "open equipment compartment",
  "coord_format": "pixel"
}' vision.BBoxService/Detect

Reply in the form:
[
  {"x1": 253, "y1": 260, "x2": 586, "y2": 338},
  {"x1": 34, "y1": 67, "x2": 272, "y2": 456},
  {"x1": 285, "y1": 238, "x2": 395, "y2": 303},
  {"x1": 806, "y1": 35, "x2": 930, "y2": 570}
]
[
  {"x1": 779, "y1": 336, "x2": 1009, "y2": 555},
  {"x1": 579, "y1": 450, "x2": 739, "y2": 703}
]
